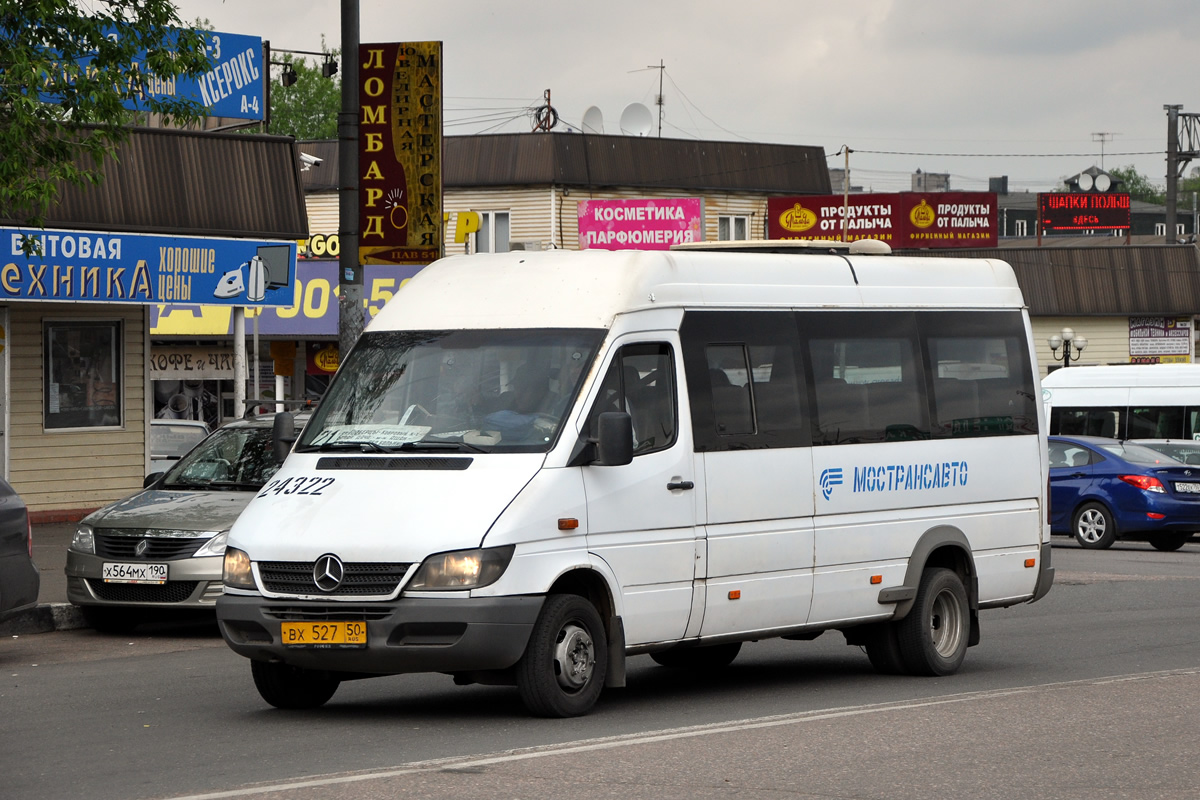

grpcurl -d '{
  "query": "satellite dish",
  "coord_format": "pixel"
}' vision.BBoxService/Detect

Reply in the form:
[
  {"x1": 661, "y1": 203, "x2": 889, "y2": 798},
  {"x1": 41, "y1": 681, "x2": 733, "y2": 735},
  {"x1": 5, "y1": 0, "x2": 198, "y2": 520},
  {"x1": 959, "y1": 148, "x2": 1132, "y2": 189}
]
[
  {"x1": 582, "y1": 106, "x2": 604, "y2": 134},
  {"x1": 1078, "y1": 173, "x2": 1094, "y2": 191},
  {"x1": 1095, "y1": 173, "x2": 1112, "y2": 192},
  {"x1": 620, "y1": 102, "x2": 654, "y2": 137}
]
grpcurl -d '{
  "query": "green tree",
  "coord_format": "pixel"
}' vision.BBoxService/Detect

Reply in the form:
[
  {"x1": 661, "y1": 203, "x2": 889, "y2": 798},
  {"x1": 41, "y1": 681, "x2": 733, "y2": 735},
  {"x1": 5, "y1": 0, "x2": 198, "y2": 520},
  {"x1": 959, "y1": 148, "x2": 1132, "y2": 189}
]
[
  {"x1": 0, "y1": 1, "x2": 212, "y2": 238},
  {"x1": 1107, "y1": 165, "x2": 1165, "y2": 204},
  {"x1": 268, "y1": 44, "x2": 339, "y2": 140}
]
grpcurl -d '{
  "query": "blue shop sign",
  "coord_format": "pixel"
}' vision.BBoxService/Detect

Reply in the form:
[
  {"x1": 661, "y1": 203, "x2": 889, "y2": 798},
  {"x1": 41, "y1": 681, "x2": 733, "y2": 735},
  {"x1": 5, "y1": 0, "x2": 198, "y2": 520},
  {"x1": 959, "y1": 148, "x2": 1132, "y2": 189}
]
[
  {"x1": 38, "y1": 27, "x2": 264, "y2": 121},
  {"x1": 1, "y1": 227, "x2": 296, "y2": 307}
]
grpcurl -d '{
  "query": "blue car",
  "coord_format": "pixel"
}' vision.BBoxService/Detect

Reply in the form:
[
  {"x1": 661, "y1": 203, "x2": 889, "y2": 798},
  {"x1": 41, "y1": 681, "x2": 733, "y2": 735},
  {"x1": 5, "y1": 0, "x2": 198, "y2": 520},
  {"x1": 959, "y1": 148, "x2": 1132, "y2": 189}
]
[{"x1": 1049, "y1": 435, "x2": 1200, "y2": 551}]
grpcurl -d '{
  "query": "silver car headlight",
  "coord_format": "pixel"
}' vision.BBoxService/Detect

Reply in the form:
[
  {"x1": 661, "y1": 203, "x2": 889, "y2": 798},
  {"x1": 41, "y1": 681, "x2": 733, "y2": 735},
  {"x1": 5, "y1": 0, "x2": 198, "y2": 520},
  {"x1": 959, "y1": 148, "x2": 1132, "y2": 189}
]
[
  {"x1": 408, "y1": 546, "x2": 515, "y2": 590},
  {"x1": 193, "y1": 531, "x2": 229, "y2": 558},
  {"x1": 223, "y1": 547, "x2": 256, "y2": 590},
  {"x1": 71, "y1": 523, "x2": 95, "y2": 554}
]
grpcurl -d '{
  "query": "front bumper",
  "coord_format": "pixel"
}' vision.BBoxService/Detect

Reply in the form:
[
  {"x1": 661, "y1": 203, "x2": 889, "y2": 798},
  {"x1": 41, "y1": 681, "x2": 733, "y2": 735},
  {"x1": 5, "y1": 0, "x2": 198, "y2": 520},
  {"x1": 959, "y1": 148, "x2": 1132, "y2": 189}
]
[
  {"x1": 217, "y1": 593, "x2": 545, "y2": 675},
  {"x1": 65, "y1": 550, "x2": 224, "y2": 609}
]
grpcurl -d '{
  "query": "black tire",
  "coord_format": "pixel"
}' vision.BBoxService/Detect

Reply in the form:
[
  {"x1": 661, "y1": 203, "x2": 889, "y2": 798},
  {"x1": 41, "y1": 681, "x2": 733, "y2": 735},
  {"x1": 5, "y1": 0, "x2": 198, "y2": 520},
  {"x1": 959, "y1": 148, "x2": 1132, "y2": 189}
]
[
  {"x1": 80, "y1": 606, "x2": 141, "y2": 634},
  {"x1": 250, "y1": 660, "x2": 340, "y2": 709},
  {"x1": 1150, "y1": 532, "x2": 1191, "y2": 552},
  {"x1": 897, "y1": 568, "x2": 970, "y2": 677},
  {"x1": 862, "y1": 623, "x2": 908, "y2": 675},
  {"x1": 1073, "y1": 502, "x2": 1117, "y2": 549},
  {"x1": 650, "y1": 642, "x2": 741, "y2": 670},
  {"x1": 516, "y1": 594, "x2": 607, "y2": 718}
]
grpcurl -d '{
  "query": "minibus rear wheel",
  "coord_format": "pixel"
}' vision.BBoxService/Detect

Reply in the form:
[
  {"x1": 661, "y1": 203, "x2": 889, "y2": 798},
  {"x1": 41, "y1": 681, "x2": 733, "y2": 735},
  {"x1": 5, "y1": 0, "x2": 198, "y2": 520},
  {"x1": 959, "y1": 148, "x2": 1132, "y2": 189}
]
[
  {"x1": 516, "y1": 594, "x2": 607, "y2": 717},
  {"x1": 251, "y1": 660, "x2": 340, "y2": 709},
  {"x1": 897, "y1": 568, "x2": 969, "y2": 676}
]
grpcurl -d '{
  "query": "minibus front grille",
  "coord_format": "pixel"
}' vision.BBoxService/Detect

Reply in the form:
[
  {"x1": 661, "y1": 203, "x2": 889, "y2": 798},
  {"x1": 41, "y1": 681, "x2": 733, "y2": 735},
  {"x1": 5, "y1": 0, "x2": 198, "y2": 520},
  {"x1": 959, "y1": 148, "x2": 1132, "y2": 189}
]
[
  {"x1": 257, "y1": 561, "x2": 413, "y2": 596},
  {"x1": 316, "y1": 456, "x2": 472, "y2": 471}
]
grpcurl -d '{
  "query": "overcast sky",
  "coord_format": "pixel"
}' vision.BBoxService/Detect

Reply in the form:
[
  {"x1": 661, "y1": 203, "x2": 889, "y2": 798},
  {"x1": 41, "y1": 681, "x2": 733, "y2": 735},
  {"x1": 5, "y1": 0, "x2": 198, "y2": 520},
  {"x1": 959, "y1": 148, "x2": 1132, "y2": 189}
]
[{"x1": 172, "y1": 0, "x2": 1200, "y2": 194}]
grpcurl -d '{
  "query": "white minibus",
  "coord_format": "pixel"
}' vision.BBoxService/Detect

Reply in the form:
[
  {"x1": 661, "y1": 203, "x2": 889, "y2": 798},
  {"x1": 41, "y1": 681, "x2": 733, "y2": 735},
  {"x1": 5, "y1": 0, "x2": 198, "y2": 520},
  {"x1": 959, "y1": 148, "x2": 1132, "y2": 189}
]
[
  {"x1": 217, "y1": 241, "x2": 1053, "y2": 717},
  {"x1": 1043, "y1": 364, "x2": 1200, "y2": 439}
]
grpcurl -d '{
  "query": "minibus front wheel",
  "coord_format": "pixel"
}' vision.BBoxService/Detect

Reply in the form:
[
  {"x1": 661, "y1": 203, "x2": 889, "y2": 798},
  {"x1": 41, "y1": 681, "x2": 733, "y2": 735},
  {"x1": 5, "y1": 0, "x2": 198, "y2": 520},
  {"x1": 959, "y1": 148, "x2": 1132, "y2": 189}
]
[
  {"x1": 516, "y1": 594, "x2": 608, "y2": 717},
  {"x1": 251, "y1": 660, "x2": 340, "y2": 709}
]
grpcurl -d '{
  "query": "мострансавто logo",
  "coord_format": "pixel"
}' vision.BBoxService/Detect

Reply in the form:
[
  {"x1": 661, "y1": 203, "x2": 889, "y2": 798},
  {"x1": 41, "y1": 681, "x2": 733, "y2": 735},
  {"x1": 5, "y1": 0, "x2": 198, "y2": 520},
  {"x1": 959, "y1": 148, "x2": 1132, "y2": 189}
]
[{"x1": 821, "y1": 461, "x2": 968, "y2": 499}]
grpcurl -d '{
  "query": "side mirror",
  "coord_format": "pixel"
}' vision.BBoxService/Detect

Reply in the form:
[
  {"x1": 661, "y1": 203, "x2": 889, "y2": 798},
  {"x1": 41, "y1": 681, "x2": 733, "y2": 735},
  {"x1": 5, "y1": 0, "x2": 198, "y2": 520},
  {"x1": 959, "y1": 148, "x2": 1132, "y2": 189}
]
[
  {"x1": 594, "y1": 411, "x2": 633, "y2": 466},
  {"x1": 272, "y1": 412, "x2": 297, "y2": 465},
  {"x1": 143, "y1": 472, "x2": 165, "y2": 489}
]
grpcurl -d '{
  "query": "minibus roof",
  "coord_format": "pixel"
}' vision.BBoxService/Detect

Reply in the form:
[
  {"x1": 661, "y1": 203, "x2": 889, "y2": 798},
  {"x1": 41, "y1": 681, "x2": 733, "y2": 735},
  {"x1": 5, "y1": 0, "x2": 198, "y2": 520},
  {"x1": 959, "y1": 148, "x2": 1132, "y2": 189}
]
[
  {"x1": 1042, "y1": 363, "x2": 1200, "y2": 389},
  {"x1": 370, "y1": 249, "x2": 1025, "y2": 331}
]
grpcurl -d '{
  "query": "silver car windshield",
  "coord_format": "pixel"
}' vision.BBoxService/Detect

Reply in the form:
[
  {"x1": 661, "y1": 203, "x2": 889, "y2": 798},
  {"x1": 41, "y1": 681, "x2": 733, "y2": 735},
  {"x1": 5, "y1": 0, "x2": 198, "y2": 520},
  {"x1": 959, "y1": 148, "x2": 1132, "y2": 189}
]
[
  {"x1": 163, "y1": 427, "x2": 279, "y2": 489},
  {"x1": 297, "y1": 329, "x2": 604, "y2": 454}
]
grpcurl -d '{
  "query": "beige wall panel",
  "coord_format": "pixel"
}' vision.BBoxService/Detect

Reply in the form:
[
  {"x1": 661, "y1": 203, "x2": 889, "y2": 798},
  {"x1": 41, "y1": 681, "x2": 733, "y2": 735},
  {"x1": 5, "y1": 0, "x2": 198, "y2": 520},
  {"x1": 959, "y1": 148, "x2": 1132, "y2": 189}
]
[
  {"x1": 1031, "y1": 316, "x2": 1138, "y2": 376},
  {"x1": 444, "y1": 187, "x2": 768, "y2": 252},
  {"x1": 305, "y1": 193, "x2": 338, "y2": 237},
  {"x1": 8, "y1": 304, "x2": 147, "y2": 514}
]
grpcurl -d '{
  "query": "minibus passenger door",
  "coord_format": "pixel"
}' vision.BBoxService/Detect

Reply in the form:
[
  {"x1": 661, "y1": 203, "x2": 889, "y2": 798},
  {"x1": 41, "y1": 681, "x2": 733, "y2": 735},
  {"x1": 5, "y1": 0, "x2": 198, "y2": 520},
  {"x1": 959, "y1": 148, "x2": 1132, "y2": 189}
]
[{"x1": 580, "y1": 340, "x2": 700, "y2": 647}]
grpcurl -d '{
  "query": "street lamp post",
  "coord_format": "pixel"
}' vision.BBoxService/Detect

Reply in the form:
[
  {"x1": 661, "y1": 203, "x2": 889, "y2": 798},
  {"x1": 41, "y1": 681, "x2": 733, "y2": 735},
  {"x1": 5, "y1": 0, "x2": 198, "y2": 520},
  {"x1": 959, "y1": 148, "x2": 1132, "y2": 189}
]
[{"x1": 1048, "y1": 327, "x2": 1088, "y2": 368}]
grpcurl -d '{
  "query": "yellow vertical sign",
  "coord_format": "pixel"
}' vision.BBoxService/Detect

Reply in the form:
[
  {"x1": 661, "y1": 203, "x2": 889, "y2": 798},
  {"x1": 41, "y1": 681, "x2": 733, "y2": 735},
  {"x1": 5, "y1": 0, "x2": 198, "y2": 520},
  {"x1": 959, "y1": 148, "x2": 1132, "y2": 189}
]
[{"x1": 358, "y1": 42, "x2": 443, "y2": 266}]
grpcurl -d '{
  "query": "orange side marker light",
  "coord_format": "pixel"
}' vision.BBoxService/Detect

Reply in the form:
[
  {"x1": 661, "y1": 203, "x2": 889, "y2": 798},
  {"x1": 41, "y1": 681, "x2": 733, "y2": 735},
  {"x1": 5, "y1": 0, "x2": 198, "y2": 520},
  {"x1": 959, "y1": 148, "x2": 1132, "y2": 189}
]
[
  {"x1": 870, "y1": 575, "x2": 882, "y2": 585},
  {"x1": 728, "y1": 590, "x2": 741, "y2": 600},
  {"x1": 1025, "y1": 558, "x2": 1036, "y2": 568},
  {"x1": 558, "y1": 518, "x2": 579, "y2": 530}
]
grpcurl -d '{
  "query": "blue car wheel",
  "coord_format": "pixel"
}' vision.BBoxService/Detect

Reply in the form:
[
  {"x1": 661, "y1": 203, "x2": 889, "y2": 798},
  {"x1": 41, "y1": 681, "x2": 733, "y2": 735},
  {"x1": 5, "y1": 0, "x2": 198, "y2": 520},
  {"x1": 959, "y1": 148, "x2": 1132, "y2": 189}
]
[{"x1": 1073, "y1": 502, "x2": 1116, "y2": 549}]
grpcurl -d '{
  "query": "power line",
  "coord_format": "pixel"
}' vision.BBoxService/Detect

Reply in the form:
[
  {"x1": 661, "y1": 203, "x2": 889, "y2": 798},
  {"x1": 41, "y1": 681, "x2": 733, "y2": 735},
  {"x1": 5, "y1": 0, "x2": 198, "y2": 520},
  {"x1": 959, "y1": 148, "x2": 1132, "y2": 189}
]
[{"x1": 852, "y1": 149, "x2": 1162, "y2": 158}]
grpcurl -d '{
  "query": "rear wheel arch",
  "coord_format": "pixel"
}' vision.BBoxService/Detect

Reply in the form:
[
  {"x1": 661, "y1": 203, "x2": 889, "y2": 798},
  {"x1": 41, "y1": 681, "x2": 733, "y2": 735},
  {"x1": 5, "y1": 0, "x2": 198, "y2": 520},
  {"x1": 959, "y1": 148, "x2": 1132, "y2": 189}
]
[{"x1": 894, "y1": 526, "x2": 977, "y2": 620}]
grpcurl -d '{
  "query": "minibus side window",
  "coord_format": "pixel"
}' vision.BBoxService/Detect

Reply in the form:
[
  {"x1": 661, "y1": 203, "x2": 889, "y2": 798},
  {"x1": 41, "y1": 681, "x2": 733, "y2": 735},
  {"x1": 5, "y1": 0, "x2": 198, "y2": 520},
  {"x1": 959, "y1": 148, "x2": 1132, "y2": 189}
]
[
  {"x1": 680, "y1": 311, "x2": 807, "y2": 452},
  {"x1": 1129, "y1": 406, "x2": 1185, "y2": 438},
  {"x1": 919, "y1": 311, "x2": 1039, "y2": 438},
  {"x1": 587, "y1": 344, "x2": 677, "y2": 454},
  {"x1": 804, "y1": 312, "x2": 928, "y2": 445},
  {"x1": 1052, "y1": 407, "x2": 1122, "y2": 438}
]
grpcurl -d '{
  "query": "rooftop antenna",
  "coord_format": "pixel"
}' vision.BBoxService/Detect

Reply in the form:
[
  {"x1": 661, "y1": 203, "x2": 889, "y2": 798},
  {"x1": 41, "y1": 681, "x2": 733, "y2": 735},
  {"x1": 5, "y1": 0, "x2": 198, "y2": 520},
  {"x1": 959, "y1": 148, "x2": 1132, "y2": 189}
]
[
  {"x1": 1091, "y1": 132, "x2": 1117, "y2": 169},
  {"x1": 648, "y1": 59, "x2": 664, "y2": 137}
]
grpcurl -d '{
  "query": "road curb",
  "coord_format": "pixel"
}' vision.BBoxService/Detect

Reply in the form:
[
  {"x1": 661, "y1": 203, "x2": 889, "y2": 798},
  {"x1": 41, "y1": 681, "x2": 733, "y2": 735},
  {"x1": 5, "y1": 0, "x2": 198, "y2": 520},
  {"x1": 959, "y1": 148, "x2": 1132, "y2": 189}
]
[{"x1": 0, "y1": 603, "x2": 87, "y2": 636}]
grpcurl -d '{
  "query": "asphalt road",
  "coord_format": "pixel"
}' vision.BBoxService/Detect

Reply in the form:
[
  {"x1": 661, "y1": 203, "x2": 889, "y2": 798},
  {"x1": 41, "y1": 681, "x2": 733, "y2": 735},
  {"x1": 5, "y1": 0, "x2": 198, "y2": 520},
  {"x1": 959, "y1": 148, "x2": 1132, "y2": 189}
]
[{"x1": 3, "y1": 538, "x2": 1199, "y2": 800}]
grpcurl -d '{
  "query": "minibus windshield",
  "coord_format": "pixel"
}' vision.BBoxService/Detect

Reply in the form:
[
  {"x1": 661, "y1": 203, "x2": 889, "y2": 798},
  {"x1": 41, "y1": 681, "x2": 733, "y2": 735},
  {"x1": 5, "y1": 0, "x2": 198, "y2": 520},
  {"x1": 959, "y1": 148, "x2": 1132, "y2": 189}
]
[{"x1": 297, "y1": 329, "x2": 605, "y2": 454}]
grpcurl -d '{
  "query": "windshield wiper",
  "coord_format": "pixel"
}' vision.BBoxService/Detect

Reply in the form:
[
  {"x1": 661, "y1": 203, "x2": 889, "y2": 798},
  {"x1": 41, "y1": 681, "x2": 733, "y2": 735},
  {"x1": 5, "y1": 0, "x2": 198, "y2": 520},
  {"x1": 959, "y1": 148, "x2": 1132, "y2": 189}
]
[
  {"x1": 306, "y1": 440, "x2": 394, "y2": 453},
  {"x1": 398, "y1": 441, "x2": 487, "y2": 454}
]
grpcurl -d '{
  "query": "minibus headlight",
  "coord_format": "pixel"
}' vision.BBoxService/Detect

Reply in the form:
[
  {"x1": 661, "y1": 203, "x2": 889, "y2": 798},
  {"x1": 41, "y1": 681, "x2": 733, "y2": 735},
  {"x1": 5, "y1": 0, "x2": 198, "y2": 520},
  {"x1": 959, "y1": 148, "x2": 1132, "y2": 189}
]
[
  {"x1": 223, "y1": 547, "x2": 256, "y2": 590},
  {"x1": 409, "y1": 546, "x2": 515, "y2": 590},
  {"x1": 71, "y1": 523, "x2": 95, "y2": 554},
  {"x1": 193, "y1": 531, "x2": 229, "y2": 558}
]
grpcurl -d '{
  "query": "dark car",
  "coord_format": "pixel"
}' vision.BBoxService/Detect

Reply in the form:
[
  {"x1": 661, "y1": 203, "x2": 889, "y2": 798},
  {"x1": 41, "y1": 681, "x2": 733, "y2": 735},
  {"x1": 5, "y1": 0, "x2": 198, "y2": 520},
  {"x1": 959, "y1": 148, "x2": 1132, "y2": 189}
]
[
  {"x1": 1131, "y1": 439, "x2": 1200, "y2": 466},
  {"x1": 1049, "y1": 435, "x2": 1200, "y2": 551},
  {"x1": 66, "y1": 413, "x2": 305, "y2": 633},
  {"x1": 0, "y1": 478, "x2": 39, "y2": 622}
]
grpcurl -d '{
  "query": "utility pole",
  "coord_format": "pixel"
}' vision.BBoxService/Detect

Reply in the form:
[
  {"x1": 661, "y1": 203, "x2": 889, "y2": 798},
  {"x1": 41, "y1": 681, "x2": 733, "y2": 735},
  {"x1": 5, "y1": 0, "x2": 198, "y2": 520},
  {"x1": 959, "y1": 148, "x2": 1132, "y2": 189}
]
[
  {"x1": 338, "y1": 0, "x2": 363, "y2": 363},
  {"x1": 648, "y1": 59, "x2": 664, "y2": 137},
  {"x1": 1165, "y1": 105, "x2": 1181, "y2": 243}
]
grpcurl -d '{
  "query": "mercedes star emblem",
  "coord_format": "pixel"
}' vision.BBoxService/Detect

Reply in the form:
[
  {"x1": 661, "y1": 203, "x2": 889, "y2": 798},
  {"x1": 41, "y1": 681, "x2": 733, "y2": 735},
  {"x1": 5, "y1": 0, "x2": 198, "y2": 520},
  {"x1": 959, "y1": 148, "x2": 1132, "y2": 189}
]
[{"x1": 313, "y1": 554, "x2": 345, "y2": 592}]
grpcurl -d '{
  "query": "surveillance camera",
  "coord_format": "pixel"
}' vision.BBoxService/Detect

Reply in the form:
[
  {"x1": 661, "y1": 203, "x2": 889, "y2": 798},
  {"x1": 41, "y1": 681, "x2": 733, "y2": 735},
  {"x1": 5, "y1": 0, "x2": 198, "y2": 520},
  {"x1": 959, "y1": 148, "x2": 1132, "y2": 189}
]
[{"x1": 299, "y1": 152, "x2": 323, "y2": 169}]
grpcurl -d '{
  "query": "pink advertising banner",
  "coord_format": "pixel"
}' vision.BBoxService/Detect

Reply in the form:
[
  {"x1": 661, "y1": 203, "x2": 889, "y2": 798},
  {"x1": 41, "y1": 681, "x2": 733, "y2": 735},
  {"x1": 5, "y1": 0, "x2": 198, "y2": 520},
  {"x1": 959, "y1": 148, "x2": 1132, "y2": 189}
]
[{"x1": 578, "y1": 198, "x2": 704, "y2": 250}]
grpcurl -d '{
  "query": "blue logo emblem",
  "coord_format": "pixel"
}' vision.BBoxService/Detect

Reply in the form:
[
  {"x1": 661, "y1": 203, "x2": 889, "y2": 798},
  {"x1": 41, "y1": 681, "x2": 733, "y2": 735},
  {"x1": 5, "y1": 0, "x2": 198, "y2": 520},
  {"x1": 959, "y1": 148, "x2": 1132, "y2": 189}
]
[{"x1": 820, "y1": 468, "x2": 843, "y2": 500}]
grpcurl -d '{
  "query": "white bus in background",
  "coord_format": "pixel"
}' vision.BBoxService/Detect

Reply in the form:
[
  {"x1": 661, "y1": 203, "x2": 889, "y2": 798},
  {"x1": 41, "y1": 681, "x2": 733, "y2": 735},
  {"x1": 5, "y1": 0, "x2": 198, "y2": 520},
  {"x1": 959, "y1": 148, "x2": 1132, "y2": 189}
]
[
  {"x1": 216, "y1": 240, "x2": 1053, "y2": 718},
  {"x1": 1042, "y1": 364, "x2": 1200, "y2": 440}
]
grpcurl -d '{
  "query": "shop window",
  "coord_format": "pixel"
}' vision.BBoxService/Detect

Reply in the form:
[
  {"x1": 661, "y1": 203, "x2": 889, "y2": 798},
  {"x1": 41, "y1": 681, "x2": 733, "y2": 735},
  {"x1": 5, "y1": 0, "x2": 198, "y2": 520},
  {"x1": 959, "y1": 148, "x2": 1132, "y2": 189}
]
[
  {"x1": 44, "y1": 321, "x2": 122, "y2": 430},
  {"x1": 475, "y1": 211, "x2": 510, "y2": 253}
]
